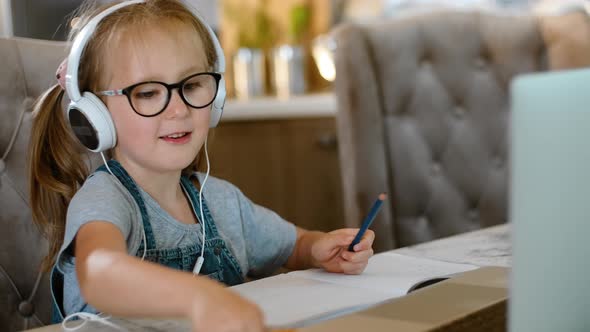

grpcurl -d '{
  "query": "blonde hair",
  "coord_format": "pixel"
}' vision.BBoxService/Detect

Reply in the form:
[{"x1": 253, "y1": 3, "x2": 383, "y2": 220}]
[{"x1": 28, "y1": 0, "x2": 217, "y2": 271}]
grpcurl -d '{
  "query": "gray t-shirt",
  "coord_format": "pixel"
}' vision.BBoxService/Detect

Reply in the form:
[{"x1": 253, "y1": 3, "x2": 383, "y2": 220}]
[{"x1": 56, "y1": 171, "x2": 297, "y2": 316}]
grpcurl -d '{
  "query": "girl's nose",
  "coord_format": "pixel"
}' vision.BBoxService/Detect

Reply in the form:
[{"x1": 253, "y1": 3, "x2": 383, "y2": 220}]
[{"x1": 163, "y1": 89, "x2": 190, "y2": 119}]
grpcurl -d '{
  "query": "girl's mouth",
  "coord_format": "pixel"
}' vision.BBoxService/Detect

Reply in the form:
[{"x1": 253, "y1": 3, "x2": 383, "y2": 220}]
[{"x1": 160, "y1": 132, "x2": 192, "y2": 144}]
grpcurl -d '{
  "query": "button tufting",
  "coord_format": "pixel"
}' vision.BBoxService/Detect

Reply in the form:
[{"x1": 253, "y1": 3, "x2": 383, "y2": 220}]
[
  {"x1": 418, "y1": 216, "x2": 428, "y2": 225},
  {"x1": 454, "y1": 105, "x2": 465, "y2": 118},
  {"x1": 468, "y1": 209, "x2": 479, "y2": 221},
  {"x1": 494, "y1": 157, "x2": 504, "y2": 169},
  {"x1": 214, "y1": 245, "x2": 222, "y2": 256},
  {"x1": 431, "y1": 162, "x2": 441, "y2": 176},
  {"x1": 419, "y1": 54, "x2": 431, "y2": 67},
  {"x1": 18, "y1": 301, "x2": 35, "y2": 317},
  {"x1": 475, "y1": 57, "x2": 487, "y2": 70}
]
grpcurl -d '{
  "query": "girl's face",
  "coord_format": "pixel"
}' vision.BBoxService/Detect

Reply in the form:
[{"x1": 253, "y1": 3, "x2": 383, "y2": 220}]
[{"x1": 104, "y1": 24, "x2": 212, "y2": 175}]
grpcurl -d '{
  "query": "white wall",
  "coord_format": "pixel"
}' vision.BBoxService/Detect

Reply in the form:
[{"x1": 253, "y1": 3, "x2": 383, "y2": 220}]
[
  {"x1": 6, "y1": 0, "x2": 218, "y2": 41},
  {"x1": 0, "y1": 0, "x2": 13, "y2": 37},
  {"x1": 183, "y1": 0, "x2": 219, "y2": 29}
]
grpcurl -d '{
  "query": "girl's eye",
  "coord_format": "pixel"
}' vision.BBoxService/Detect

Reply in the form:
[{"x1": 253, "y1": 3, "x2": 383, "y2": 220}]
[
  {"x1": 134, "y1": 90, "x2": 160, "y2": 99},
  {"x1": 184, "y1": 82, "x2": 202, "y2": 91}
]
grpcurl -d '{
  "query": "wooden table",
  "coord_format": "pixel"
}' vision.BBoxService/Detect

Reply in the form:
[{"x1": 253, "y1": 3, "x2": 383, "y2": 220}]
[{"x1": 25, "y1": 224, "x2": 511, "y2": 332}]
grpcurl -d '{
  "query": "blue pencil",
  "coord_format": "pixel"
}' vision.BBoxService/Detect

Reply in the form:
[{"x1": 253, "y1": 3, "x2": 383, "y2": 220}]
[{"x1": 348, "y1": 193, "x2": 387, "y2": 252}]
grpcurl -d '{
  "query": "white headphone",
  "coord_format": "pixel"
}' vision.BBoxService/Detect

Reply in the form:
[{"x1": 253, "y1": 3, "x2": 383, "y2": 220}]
[
  {"x1": 65, "y1": 0, "x2": 226, "y2": 153},
  {"x1": 64, "y1": 0, "x2": 220, "y2": 275}
]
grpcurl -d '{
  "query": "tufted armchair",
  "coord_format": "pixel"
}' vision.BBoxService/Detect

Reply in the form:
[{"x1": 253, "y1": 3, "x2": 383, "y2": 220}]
[
  {"x1": 0, "y1": 37, "x2": 68, "y2": 331},
  {"x1": 333, "y1": 9, "x2": 590, "y2": 251}
]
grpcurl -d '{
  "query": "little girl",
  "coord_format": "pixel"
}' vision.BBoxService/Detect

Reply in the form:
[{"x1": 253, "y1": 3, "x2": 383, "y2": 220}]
[{"x1": 28, "y1": 1, "x2": 374, "y2": 331}]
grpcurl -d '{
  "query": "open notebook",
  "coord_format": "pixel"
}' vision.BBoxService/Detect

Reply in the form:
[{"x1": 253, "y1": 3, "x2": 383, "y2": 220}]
[{"x1": 231, "y1": 252, "x2": 478, "y2": 329}]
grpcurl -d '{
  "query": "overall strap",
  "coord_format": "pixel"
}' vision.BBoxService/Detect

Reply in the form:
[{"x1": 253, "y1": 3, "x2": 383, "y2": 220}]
[{"x1": 96, "y1": 160, "x2": 156, "y2": 251}]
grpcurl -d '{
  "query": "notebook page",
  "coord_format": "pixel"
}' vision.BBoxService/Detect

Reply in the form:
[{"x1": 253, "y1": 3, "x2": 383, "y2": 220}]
[
  {"x1": 231, "y1": 253, "x2": 477, "y2": 328},
  {"x1": 231, "y1": 273, "x2": 393, "y2": 328},
  {"x1": 287, "y1": 252, "x2": 478, "y2": 294}
]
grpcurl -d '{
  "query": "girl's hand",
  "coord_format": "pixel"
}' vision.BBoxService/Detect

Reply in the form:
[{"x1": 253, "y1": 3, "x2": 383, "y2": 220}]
[
  {"x1": 188, "y1": 280, "x2": 266, "y2": 332},
  {"x1": 310, "y1": 228, "x2": 375, "y2": 274}
]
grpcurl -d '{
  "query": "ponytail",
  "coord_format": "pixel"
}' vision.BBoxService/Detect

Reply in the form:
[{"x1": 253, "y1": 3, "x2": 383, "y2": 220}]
[{"x1": 28, "y1": 84, "x2": 89, "y2": 271}]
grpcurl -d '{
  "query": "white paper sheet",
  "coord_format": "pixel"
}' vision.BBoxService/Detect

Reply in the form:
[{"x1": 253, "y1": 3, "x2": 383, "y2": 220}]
[
  {"x1": 231, "y1": 274, "x2": 392, "y2": 328},
  {"x1": 231, "y1": 253, "x2": 478, "y2": 328},
  {"x1": 396, "y1": 225, "x2": 511, "y2": 267},
  {"x1": 288, "y1": 252, "x2": 477, "y2": 295}
]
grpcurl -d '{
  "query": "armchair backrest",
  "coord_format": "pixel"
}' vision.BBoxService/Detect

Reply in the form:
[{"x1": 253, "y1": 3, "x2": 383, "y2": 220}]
[
  {"x1": 0, "y1": 37, "x2": 66, "y2": 331},
  {"x1": 334, "y1": 9, "x2": 590, "y2": 251}
]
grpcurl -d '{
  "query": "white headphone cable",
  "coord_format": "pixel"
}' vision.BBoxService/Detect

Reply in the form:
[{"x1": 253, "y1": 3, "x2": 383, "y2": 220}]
[
  {"x1": 99, "y1": 152, "x2": 114, "y2": 177},
  {"x1": 192, "y1": 135, "x2": 210, "y2": 275},
  {"x1": 62, "y1": 312, "x2": 126, "y2": 331}
]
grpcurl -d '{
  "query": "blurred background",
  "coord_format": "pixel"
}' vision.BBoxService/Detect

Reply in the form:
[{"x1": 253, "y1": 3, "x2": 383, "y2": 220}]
[{"x1": 0, "y1": 0, "x2": 577, "y2": 99}]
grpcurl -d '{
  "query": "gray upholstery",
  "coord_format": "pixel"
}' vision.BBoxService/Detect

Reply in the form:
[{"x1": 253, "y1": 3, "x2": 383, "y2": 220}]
[
  {"x1": 0, "y1": 37, "x2": 67, "y2": 331},
  {"x1": 334, "y1": 10, "x2": 590, "y2": 251}
]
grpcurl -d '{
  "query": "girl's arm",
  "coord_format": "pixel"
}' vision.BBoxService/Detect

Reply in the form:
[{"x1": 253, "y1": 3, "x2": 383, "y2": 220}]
[
  {"x1": 283, "y1": 227, "x2": 323, "y2": 270},
  {"x1": 284, "y1": 227, "x2": 375, "y2": 274},
  {"x1": 75, "y1": 221, "x2": 264, "y2": 331}
]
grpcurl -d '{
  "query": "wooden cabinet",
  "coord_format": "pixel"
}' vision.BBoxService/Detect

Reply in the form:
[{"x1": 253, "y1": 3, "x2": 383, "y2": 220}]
[{"x1": 208, "y1": 117, "x2": 344, "y2": 232}]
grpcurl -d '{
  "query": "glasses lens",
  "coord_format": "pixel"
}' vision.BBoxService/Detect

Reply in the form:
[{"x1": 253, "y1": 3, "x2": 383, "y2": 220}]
[
  {"x1": 182, "y1": 74, "x2": 218, "y2": 108},
  {"x1": 130, "y1": 83, "x2": 168, "y2": 116}
]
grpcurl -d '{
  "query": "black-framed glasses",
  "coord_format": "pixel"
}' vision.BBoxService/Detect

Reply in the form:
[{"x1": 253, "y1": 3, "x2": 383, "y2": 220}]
[{"x1": 97, "y1": 72, "x2": 221, "y2": 117}]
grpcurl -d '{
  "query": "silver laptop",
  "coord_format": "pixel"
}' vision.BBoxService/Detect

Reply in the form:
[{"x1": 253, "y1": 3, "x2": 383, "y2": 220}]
[{"x1": 510, "y1": 67, "x2": 590, "y2": 332}]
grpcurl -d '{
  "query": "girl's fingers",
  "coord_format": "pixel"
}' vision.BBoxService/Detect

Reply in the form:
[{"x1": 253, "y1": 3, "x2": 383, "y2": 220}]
[
  {"x1": 341, "y1": 248, "x2": 373, "y2": 263},
  {"x1": 350, "y1": 230, "x2": 375, "y2": 252}
]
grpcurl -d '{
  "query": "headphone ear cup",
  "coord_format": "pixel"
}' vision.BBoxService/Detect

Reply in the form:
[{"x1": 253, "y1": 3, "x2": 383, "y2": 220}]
[
  {"x1": 209, "y1": 76, "x2": 226, "y2": 128},
  {"x1": 67, "y1": 92, "x2": 117, "y2": 152}
]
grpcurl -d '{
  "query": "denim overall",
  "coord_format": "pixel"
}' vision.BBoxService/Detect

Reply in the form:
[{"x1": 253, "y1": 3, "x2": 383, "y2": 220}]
[{"x1": 51, "y1": 160, "x2": 244, "y2": 322}]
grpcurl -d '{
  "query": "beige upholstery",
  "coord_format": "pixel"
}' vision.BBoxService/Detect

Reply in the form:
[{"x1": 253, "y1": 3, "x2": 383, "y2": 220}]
[
  {"x1": 334, "y1": 10, "x2": 590, "y2": 251},
  {"x1": 0, "y1": 37, "x2": 67, "y2": 331}
]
